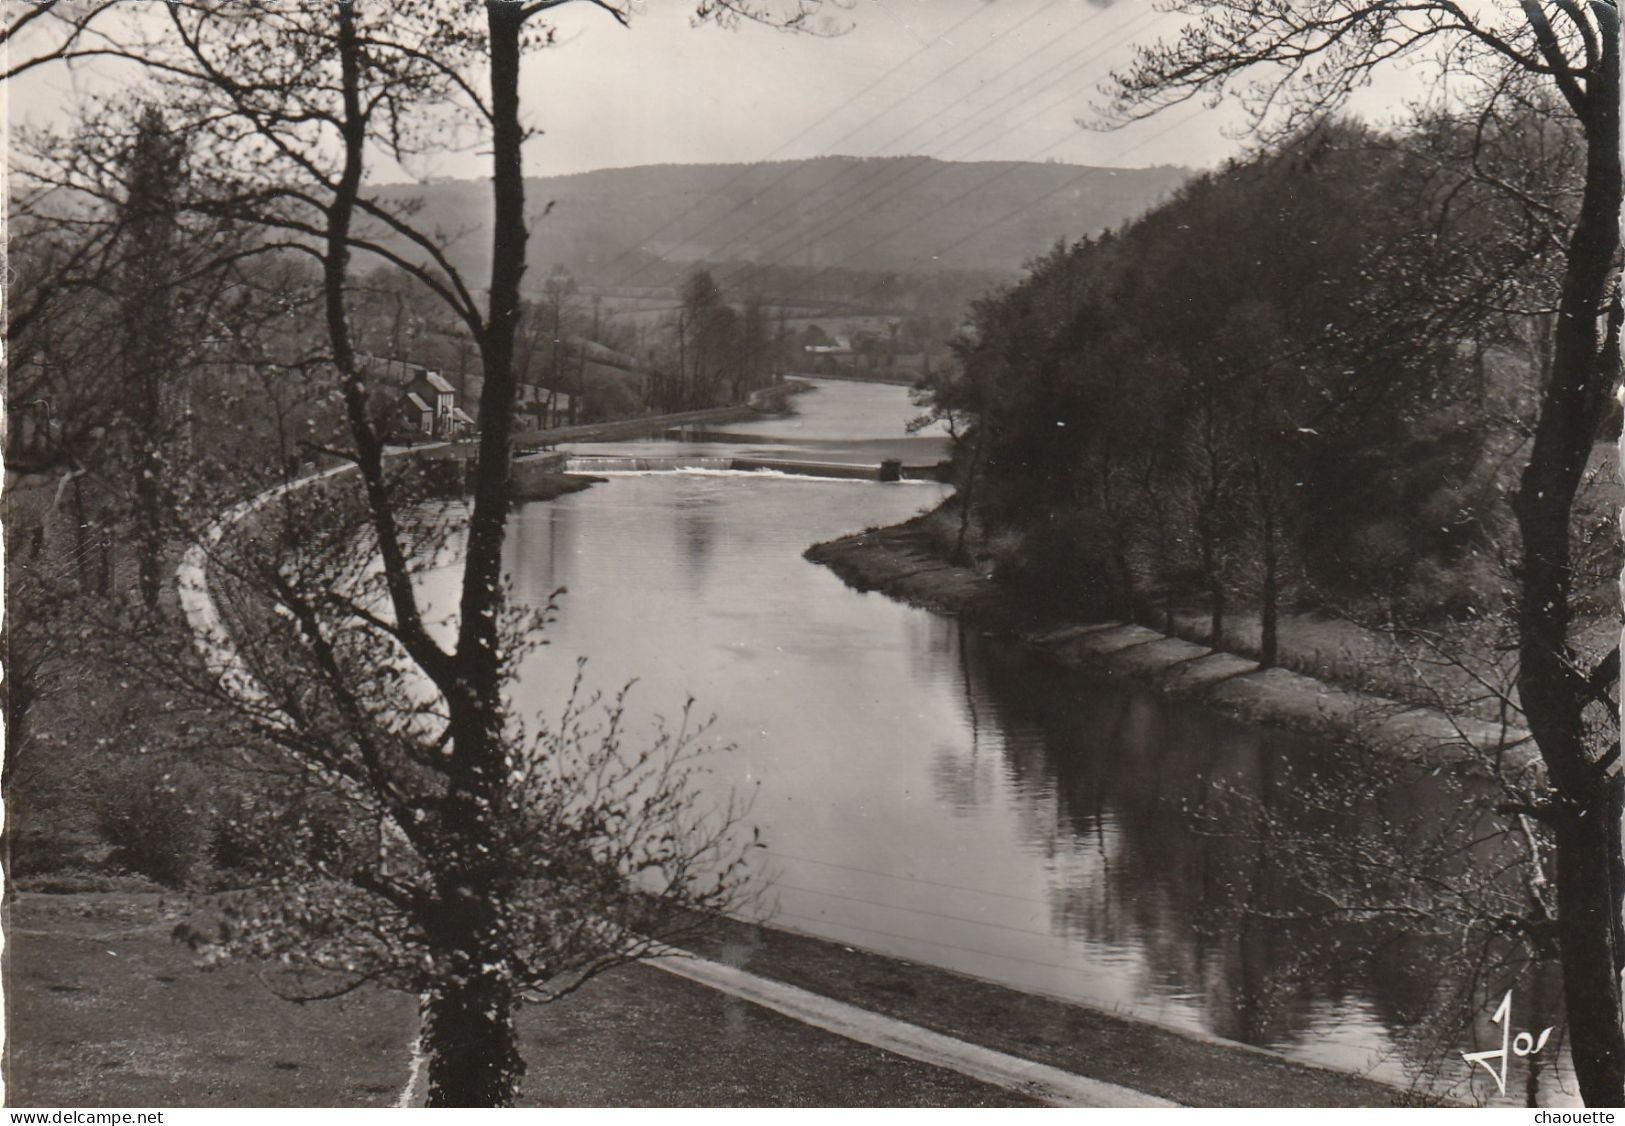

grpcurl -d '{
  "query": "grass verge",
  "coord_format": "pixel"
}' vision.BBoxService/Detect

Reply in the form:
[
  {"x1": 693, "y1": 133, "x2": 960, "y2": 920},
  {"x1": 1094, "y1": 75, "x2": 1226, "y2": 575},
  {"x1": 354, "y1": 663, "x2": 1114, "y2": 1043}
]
[{"x1": 4, "y1": 892, "x2": 1030, "y2": 1108}]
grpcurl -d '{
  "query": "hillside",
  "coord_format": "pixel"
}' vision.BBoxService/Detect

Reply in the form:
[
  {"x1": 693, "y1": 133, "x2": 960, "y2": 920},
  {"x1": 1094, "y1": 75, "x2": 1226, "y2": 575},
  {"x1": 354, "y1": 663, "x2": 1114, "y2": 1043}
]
[{"x1": 366, "y1": 157, "x2": 1189, "y2": 297}]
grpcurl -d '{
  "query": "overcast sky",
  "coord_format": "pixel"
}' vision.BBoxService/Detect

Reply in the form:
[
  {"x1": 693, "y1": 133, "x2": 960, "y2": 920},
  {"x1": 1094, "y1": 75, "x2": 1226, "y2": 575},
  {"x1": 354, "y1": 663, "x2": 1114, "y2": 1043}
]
[
  {"x1": 502, "y1": 0, "x2": 1238, "y2": 179},
  {"x1": 11, "y1": 0, "x2": 1433, "y2": 182}
]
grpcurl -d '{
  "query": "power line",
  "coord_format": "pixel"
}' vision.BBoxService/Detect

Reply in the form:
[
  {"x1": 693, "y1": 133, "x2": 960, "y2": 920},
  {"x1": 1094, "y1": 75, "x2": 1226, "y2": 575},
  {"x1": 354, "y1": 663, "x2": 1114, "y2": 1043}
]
[
  {"x1": 832, "y1": 100, "x2": 1208, "y2": 310},
  {"x1": 943, "y1": 8, "x2": 1171, "y2": 161},
  {"x1": 752, "y1": 96, "x2": 1205, "y2": 315},
  {"x1": 667, "y1": 1, "x2": 1140, "y2": 286},
  {"x1": 589, "y1": 0, "x2": 996, "y2": 287},
  {"x1": 705, "y1": 5, "x2": 1171, "y2": 290},
  {"x1": 609, "y1": 0, "x2": 1079, "y2": 290},
  {"x1": 616, "y1": 6, "x2": 1179, "y2": 306}
]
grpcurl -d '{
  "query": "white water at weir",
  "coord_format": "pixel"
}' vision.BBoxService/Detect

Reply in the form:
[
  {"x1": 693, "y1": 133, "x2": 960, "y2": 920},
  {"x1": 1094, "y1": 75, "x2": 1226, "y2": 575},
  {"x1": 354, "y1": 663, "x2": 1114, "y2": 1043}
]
[
  {"x1": 566, "y1": 463, "x2": 944, "y2": 483},
  {"x1": 564, "y1": 456, "x2": 736, "y2": 473}
]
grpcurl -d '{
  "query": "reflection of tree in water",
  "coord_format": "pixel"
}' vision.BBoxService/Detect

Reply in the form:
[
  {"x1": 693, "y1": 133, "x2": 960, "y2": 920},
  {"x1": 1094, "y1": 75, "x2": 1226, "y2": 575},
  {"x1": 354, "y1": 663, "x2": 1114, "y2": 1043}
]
[
  {"x1": 505, "y1": 503, "x2": 566, "y2": 609},
  {"x1": 952, "y1": 632, "x2": 1570, "y2": 1104},
  {"x1": 673, "y1": 483, "x2": 719, "y2": 596},
  {"x1": 926, "y1": 623, "x2": 1000, "y2": 817}
]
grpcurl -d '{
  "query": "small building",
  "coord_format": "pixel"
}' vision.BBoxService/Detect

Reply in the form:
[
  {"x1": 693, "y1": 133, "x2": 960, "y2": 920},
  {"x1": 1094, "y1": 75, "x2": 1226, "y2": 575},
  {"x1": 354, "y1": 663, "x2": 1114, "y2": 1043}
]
[
  {"x1": 803, "y1": 334, "x2": 853, "y2": 357},
  {"x1": 402, "y1": 391, "x2": 435, "y2": 436},
  {"x1": 406, "y1": 370, "x2": 457, "y2": 436},
  {"x1": 803, "y1": 335, "x2": 855, "y2": 375},
  {"x1": 516, "y1": 383, "x2": 573, "y2": 429},
  {"x1": 361, "y1": 353, "x2": 474, "y2": 440}
]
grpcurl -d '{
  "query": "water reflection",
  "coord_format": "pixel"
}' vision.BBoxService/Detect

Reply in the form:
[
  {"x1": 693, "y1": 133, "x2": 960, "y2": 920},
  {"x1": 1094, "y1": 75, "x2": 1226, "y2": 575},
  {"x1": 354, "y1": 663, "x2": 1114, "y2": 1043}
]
[{"x1": 952, "y1": 633, "x2": 1574, "y2": 1103}]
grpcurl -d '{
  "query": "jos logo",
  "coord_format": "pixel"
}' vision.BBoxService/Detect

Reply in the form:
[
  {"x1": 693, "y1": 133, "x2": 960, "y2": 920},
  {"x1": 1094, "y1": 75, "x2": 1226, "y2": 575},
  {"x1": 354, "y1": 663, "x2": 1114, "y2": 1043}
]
[{"x1": 1462, "y1": 989, "x2": 1555, "y2": 1096}]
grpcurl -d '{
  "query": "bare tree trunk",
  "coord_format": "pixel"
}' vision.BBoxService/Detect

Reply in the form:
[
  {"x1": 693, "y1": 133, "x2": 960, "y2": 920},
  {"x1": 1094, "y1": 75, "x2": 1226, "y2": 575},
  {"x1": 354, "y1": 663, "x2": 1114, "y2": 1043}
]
[
  {"x1": 421, "y1": 1, "x2": 532, "y2": 1105},
  {"x1": 1554, "y1": 804, "x2": 1625, "y2": 1105},
  {"x1": 311, "y1": 2, "x2": 527, "y2": 1105},
  {"x1": 1514, "y1": 12, "x2": 1625, "y2": 1104},
  {"x1": 1199, "y1": 512, "x2": 1224, "y2": 646},
  {"x1": 1198, "y1": 400, "x2": 1226, "y2": 647},
  {"x1": 134, "y1": 435, "x2": 164, "y2": 610},
  {"x1": 574, "y1": 343, "x2": 584, "y2": 425},
  {"x1": 676, "y1": 310, "x2": 687, "y2": 412},
  {"x1": 421, "y1": 890, "x2": 523, "y2": 1107},
  {"x1": 1245, "y1": 447, "x2": 1280, "y2": 668},
  {"x1": 1259, "y1": 494, "x2": 1277, "y2": 669},
  {"x1": 954, "y1": 428, "x2": 982, "y2": 566}
]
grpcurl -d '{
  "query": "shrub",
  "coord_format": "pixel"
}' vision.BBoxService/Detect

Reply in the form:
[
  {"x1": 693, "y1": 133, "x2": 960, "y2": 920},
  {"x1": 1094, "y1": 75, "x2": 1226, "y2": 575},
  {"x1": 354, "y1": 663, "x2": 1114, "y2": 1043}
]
[
  {"x1": 94, "y1": 764, "x2": 214, "y2": 888},
  {"x1": 210, "y1": 788, "x2": 361, "y2": 880}
]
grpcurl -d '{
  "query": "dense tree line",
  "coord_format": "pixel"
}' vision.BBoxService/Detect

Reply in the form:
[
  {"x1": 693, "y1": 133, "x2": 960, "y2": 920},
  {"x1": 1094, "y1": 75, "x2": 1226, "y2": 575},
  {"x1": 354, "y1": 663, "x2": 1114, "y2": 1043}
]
[
  {"x1": 934, "y1": 113, "x2": 1594, "y2": 662},
  {"x1": 647, "y1": 268, "x2": 787, "y2": 411}
]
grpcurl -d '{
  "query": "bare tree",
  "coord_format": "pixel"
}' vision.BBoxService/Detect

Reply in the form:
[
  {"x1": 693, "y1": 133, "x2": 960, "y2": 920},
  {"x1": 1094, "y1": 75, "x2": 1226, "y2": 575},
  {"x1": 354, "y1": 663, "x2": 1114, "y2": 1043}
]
[
  {"x1": 1104, "y1": 2, "x2": 1624, "y2": 1103},
  {"x1": 909, "y1": 361, "x2": 984, "y2": 565},
  {"x1": 117, "y1": 105, "x2": 188, "y2": 610},
  {"x1": 0, "y1": 0, "x2": 123, "y2": 83}
]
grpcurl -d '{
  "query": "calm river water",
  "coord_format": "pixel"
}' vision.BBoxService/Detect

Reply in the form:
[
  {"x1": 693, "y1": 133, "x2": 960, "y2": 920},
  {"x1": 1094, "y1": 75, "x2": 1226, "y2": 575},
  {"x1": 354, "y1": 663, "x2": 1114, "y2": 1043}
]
[{"x1": 429, "y1": 378, "x2": 1575, "y2": 1106}]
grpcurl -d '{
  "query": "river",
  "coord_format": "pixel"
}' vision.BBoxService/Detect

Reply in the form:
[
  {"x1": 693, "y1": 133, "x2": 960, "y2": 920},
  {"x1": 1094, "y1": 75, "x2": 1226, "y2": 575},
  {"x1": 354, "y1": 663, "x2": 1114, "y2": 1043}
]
[{"x1": 426, "y1": 377, "x2": 1575, "y2": 1106}]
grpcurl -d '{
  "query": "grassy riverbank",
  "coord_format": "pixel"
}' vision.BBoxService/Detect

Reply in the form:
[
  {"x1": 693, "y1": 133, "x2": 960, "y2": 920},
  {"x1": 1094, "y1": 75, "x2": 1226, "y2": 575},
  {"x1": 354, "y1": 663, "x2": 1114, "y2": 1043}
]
[
  {"x1": 805, "y1": 510, "x2": 1529, "y2": 759},
  {"x1": 6, "y1": 891, "x2": 1025, "y2": 1108},
  {"x1": 6, "y1": 891, "x2": 1420, "y2": 1107}
]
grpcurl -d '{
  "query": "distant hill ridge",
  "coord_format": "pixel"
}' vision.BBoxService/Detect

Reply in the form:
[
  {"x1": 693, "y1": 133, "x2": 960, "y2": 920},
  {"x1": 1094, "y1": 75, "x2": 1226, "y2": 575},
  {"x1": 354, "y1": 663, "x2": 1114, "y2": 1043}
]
[{"x1": 368, "y1": 156, "x2": 1189, "y2": 290}]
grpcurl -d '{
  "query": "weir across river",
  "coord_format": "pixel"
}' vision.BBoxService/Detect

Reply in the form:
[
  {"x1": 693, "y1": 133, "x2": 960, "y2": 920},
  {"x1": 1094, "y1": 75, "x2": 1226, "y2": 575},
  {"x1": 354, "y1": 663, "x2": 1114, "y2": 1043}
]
[{"x1": 562, "y1": 453, "x2": 942, "y2": 481}]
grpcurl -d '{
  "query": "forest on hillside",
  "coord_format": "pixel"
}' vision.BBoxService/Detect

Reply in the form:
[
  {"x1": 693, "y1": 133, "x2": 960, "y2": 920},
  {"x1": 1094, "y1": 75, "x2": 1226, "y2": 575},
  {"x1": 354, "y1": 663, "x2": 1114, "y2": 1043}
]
[{"x1": 923, "y1": 112, "x2": 1620, "y2": 669}]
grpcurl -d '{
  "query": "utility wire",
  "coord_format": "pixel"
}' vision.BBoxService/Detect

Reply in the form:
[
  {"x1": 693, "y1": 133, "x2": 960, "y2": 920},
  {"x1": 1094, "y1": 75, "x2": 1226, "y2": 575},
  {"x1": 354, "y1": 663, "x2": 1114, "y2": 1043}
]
[
  {"x1": 590, "y1": 0, "x2": 996, "y2": 287},
  {"x1": 669, "y1": 1, "x2": 1142, "y2": 286},
  {"x1": 829, "y1": 100, "x2": 1207, "y2": 311},
  {"x1": 609, "y1": 0, "x2": 1078, "y2": 289},
  {"x1": 704, "y1": 4, "x2": 1171, "y2": 290}
]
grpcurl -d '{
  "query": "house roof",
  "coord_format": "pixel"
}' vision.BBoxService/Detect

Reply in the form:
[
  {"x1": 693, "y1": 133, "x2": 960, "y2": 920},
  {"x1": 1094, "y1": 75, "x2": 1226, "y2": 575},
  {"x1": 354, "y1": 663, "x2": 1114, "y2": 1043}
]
[
  {"x1": 452, "y1": 407, "x2": 475, "y2": 425},
  {"x1": 422, "y1": 371, "x2": 454, "y2": 394},
  {"x1": 404, "y1": 392, "x2": 431, "y2": 412}
]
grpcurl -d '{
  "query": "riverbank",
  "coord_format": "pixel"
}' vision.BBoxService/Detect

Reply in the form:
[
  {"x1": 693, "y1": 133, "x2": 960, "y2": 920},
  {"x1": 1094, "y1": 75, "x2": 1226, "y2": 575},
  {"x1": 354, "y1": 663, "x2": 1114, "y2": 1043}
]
[
  {"x1": 515, "y1": 472, "x2": 601, "y2": 501},
  {"x1": 509, "y1": 453, "x2": 604, "y2": 501},
  {"x1": 806, "y1": 513, "x2": 1529, "y2": 760},
  {"x1": 5, "y1": 890, "x2": 1420, "y2": 1107}
]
